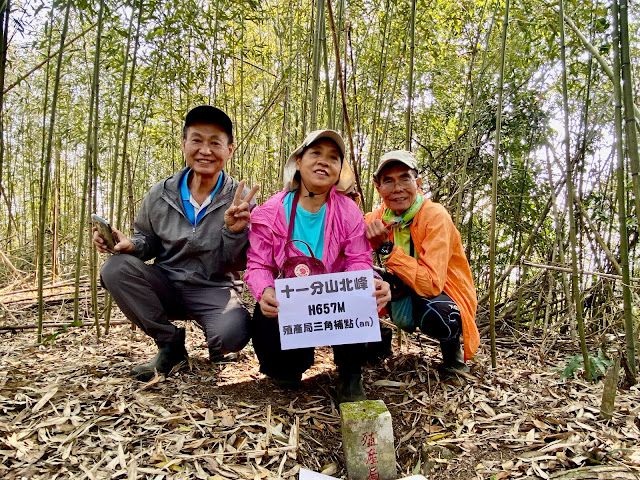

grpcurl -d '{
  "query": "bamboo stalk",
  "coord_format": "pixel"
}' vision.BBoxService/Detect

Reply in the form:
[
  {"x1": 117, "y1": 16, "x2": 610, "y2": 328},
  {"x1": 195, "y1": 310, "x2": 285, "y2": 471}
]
[
  {"x1": 368, "y1": 27, "x2": 408, "y2": 209},
  {"x1": 122, "y1": 1, "x2": 143, "y2": 235},
  {"x1": 51, "y1": 140, "x2": 60, "y2": 282},
  {"x1": 576, "y1": 201, "x2": 622, "y2": 276},
  {"x1": 488, "y1": 0, "x2": 510, "y2": 369},
  {"x1": 0, "y1": 0, "x2": 9, "y2": 191},
  {"x1": 364, "y1": 0, "x2": 393, "y2": 205},
  {"x1": 346, "y1": 28, "x2": 362, "y2": 168},
  {"x1": 618, "y1": 0, "x2": 640, "y2": 253},
  {"x1": 2, "y1": 23, "x2": 96, "y2": 95},
  {"x1": 545, "y1": 145, "x2": 575, "y2": 339},
  {"x1": 0, "y1": 277, "x2": 89, "y2": 297},
  {"x1": 326, "y1": 0, "x2": 365, "y2": 203},
  {"x1": 455, "y1": 0, "x2": 498, "y2": 225},
  {"x1": 332, "y1": 0, "x2": 345, "y2": 130},
  {"x1": 0, "y1": 320, "x2": 130, "y2": 332},
  {"x1": 321, "y1": 25, "x2": 332, "y2": 125},
  {"x1": 108, "y1": 10, "x2": 134, "y2": 225},
  {"x1": 74, "y1": 2, "x2": 103, "y2": 332},
  {"x1": 0, "y1": 184, "x2": 18, "y2": 235},
  {"x1": 404, "y1": 0, "x2": 416, "y2": 150},
  {"x1": 521, "y1": 260, "x2": 640, "y2": 284},
  {"x1": 564, "y1": 14, "x2": 640, "y2": 128},
  {"x1": 559, "y1": 0, "x2": 591, "y2": 381},
  {"x1": 0, "y1": 248, "x2": 28, "y2": 287},
  {"x1": 37, "y1": 0, "x2": 72, "y2": 344},
  {"x1": 309, "y1": 0, "x2": 323, "y2": 130},
  {"x1": 3, "y1": 286, "x2": 97, "y2": 305},
  {"x1": 612, "y1": 0, "x2": 637, "y2": 380}
]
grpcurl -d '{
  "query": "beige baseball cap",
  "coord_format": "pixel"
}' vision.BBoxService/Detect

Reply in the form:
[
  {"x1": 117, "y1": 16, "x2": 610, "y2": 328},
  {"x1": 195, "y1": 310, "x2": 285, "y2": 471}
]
[
  {"x1": 373, "y1": 150, "x2": 418, "y2": 181},
  {"x1": 283, "y1": 129, "x2": 356, "y2": 194}
]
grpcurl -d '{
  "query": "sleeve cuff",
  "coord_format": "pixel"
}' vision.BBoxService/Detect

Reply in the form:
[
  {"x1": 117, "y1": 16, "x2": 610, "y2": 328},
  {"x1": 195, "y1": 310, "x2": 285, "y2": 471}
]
[
  {"x1": 222, "y1": 224, "x2": 248, "y2": 238},
  {"x1": 256, "y1": 285, "x2": 275, "y2": 302},
  {"x1": 131, "y1": 238, "x2": 146, "y2": 258}
]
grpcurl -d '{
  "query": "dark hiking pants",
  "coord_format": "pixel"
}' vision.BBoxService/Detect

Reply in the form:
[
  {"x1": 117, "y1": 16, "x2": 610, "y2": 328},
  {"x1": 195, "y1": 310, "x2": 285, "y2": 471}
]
[
  {"x1": 100, "y1": 254, "x2": 250, "y2": 354},
  {"x1": 251, "y1": 302, "x2": 366, "y2": 381},
  {"x1": 390, "y1": 292, "x2": 462, "y2": 341}
]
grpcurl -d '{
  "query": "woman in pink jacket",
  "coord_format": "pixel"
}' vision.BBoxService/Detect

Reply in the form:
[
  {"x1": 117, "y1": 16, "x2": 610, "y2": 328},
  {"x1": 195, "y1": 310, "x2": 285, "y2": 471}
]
[{"x1": 245, "y1": 130, "x2": 390, "y2": 404}]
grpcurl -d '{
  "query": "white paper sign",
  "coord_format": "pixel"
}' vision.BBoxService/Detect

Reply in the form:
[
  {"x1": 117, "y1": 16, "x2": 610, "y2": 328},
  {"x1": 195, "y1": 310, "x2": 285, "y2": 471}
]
[
  {"x1": 275, "y1": 269, "x2": 381, "y2": 350},
  {"x1": 298, "y1": 468, "x2": 338, "y2": 480}
]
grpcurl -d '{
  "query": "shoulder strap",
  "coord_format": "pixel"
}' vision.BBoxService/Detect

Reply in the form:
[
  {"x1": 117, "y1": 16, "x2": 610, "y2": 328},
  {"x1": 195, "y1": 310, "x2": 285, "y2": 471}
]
[
  {"x1": 284, "y1": 239, "x2": 316, "y2": 258},
  {"x1": 287, "y1": 190, "x2": 300, "y2": 241}
]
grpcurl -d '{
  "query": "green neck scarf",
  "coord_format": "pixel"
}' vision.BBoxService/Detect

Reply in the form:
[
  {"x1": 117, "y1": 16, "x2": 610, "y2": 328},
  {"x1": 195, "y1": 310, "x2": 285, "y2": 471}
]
[{"x1": 381, "y1": 194, "x2": 424, "y2": 228}]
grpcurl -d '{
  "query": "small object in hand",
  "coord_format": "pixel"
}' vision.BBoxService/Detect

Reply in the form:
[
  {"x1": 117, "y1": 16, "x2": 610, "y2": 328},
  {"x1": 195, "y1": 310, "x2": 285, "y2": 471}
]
[
  {"x1": 91, "y1": 214, "x2": 116, "y2": 253},
  {"x1": 377, "y1": 241, "x2": 394, "y2": 256}
]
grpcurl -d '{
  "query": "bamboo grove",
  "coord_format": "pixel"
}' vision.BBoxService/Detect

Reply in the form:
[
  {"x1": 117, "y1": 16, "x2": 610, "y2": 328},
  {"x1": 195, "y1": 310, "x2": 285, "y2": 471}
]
[{"x1": 0, "y1": 0, "x2": 638, "y2": 378}]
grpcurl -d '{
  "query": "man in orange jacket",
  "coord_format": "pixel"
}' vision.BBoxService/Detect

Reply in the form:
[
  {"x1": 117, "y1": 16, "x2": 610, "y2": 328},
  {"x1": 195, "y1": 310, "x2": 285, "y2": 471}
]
[{"x1": 365, "y1": 150, "x2": 479, "y2": 374}]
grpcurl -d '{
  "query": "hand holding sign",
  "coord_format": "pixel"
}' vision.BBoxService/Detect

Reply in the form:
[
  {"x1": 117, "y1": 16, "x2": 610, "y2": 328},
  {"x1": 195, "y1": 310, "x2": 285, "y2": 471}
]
[
  {"x1": 260, "y1": 287, "x2": 279, "y2": 318},
  {"x1": 224, "y1": 180, "x2": 259, "y2": 233},
  {"x1": 373, "y1": 278, "x2": 391, "y2": 312},
  {"x1": 275, "y1": 270, "x2": 381, "y2": 350}
]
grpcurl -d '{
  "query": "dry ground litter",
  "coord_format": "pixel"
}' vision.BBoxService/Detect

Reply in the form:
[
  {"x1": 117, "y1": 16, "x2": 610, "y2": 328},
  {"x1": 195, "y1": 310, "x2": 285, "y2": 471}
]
[{"x1": 0, "y1": 296, "x2": 639, "y2": 479}]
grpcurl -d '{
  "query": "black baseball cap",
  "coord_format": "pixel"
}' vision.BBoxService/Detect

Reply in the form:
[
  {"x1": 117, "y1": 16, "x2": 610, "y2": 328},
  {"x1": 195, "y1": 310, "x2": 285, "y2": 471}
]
[{"x1": 183, "y1": 105, "x2": 233, "y2": 143}]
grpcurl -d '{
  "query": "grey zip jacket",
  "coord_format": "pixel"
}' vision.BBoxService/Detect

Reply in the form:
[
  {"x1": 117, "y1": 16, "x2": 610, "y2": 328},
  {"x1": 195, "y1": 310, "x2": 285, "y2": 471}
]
[{"x1": 129, "y1": 167, "x2": 253, "y2": 288}]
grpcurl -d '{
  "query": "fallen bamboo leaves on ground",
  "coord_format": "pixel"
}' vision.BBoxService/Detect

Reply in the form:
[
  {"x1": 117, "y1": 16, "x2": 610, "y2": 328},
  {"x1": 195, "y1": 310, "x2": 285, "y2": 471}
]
[{"x1": 0, "y1": 307, "x2": 638, "y2": 479}]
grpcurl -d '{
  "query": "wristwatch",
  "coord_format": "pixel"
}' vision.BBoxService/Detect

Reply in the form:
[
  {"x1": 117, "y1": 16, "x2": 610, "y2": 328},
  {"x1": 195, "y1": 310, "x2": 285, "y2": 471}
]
[{"x1": 377, "y1": 241, "x2": 394, "y2": 256}]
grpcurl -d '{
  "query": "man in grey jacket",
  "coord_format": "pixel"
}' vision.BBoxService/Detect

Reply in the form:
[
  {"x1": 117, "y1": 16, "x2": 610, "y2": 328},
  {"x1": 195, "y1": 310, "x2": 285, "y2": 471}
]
[{"x1": 93, "y1": 105, "x2": 258, "y2": 381}]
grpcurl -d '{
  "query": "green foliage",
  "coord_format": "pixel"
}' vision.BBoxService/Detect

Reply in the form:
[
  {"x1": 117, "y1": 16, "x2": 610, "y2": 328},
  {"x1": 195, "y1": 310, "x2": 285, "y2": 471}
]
[
  {"x1": 558, "y1": 350, "x2": 612, "y2": 381},
  {"x1": 1, "y1": 0, "x2": 638, "y2": 337},
  {"x1": 42, "y1": 319, "x2": 84, "y2": 346}
]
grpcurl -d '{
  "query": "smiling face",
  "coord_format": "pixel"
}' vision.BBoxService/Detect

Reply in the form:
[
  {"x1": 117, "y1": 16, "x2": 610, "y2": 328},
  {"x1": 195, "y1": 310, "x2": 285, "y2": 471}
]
[
  {"x1": 295, "y1": 138, "x2": 343, "y2": 194},
  {"x1": 182, "y1": 123, "x2": 234, "y2": 180},
  {"x1": 375, "y1": 162, "x2": 421, "y2": 214}
]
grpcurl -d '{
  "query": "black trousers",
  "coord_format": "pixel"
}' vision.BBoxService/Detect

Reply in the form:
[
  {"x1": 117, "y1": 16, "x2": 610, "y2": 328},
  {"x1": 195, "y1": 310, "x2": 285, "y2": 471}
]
[
  {"x1": 388, "y1": 291, "x2": 463, "y2": 355},
  {"x1": 251, "y1": 302, "x2": 366, "y2": 381}
]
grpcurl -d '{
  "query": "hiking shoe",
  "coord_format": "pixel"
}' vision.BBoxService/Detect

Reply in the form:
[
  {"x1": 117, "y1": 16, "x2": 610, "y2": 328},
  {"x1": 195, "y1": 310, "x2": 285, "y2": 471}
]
[
  {"x1": 365, "y1": 326, "x2": 393, "y2": 365},
  {"x1": 130, "y1": 328, "x2": 188, "y2": 382},
  {"x1": 337, "y1": 373, "x2": 366, "y2": 404},
  {"x1": 209, "y1": 351, "x2": 240, "y2": 363},
  {"x1": 270, "y1": 376, "x2": 302, "y2": 389},
  {"x1": 439, "y1": 337, "x2": 470, "y2": 375}
]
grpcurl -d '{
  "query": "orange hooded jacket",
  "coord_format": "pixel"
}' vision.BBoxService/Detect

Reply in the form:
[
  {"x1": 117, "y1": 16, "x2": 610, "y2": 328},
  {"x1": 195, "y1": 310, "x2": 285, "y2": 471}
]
[{"x1": 365, "y1": 199, "x2": 480, "y2": 361}]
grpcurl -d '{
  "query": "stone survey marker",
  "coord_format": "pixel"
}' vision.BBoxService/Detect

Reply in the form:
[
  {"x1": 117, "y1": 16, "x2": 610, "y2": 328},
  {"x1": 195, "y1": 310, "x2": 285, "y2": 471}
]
[{"x1": 340, "y1": 400, "x2": 396, "y2": 480}]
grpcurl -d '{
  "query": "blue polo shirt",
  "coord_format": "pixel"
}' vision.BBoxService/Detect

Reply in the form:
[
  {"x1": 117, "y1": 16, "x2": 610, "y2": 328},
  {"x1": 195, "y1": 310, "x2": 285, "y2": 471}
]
[{"x1": 180, "y1": 169, "x2": 224, "y2": 226}]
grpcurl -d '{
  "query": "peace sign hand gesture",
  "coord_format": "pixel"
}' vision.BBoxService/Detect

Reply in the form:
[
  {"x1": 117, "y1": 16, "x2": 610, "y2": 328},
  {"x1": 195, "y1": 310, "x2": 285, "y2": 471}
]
[{"x1": 224, "y1": 180, "x2": 259, "y2": 233}]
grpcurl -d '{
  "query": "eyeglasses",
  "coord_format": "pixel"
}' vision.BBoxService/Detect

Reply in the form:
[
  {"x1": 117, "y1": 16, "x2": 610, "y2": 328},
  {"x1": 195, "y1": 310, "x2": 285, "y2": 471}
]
[{"x1": 377, "y1": 177, "x2": 416, "y2": 193}]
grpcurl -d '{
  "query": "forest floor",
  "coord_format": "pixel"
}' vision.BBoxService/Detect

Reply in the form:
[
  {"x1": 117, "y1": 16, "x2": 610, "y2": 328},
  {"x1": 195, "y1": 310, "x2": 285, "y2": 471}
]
[{"x1": 0, "y1": 288, "x2": 639, "y2": 480}]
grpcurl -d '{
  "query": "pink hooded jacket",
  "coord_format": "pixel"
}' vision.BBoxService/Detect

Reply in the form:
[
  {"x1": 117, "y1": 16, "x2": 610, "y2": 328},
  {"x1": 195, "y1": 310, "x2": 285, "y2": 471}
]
[{"x1": 245, "y1": 187, "x2": 373, "y2": 302}]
